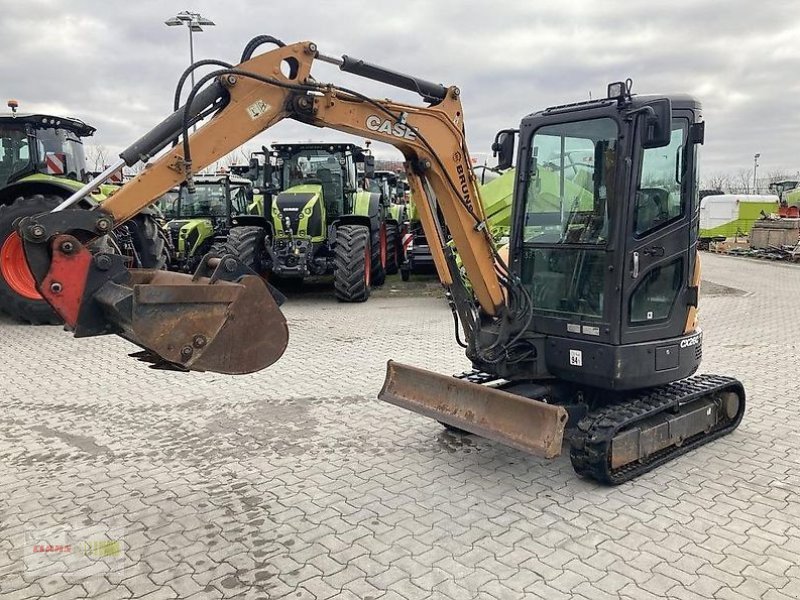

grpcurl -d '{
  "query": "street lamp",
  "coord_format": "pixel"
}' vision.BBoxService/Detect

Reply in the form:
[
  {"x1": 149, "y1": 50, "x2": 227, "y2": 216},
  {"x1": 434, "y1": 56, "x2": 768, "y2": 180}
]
[
  {"x1": 165, "y1": 11, "x2": 216, "y2": 92},
  {"x1": 753, "y1": 153, "x2": 761, "y2": 194}
]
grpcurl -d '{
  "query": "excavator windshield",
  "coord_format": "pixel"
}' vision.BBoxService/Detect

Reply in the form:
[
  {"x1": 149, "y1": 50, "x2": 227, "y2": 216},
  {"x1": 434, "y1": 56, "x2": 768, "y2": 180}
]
[{"x1": 521, "y1": 117, "x2": 619, "y2": 319}]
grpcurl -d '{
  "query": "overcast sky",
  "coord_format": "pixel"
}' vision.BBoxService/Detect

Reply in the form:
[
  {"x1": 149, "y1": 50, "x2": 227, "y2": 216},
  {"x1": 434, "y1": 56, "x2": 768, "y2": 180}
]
[{"x1": 3, "y1": 0, "x2": 799, "y2": 183}]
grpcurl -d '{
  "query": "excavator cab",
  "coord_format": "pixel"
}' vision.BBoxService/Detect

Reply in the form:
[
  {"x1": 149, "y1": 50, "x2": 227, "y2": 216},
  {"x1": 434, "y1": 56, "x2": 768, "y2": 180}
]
[{"x1": 473, "y1": 84, "x2": 707, "y2": 390}]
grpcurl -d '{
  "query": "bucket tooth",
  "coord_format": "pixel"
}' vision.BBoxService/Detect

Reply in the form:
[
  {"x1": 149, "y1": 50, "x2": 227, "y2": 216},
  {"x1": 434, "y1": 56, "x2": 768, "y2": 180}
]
[{"x1": 378, "y1": 360, "x2": 569, "y2": 458}]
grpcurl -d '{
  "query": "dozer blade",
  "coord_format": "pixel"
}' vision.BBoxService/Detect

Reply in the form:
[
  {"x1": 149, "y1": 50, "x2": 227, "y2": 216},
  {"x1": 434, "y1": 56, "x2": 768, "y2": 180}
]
[
  {"x1": 99, "y1": 269, "x2": 289, "y2": 374},
  {"x1": 379, "y1": 361, "x2": 569, "y2": 458}
]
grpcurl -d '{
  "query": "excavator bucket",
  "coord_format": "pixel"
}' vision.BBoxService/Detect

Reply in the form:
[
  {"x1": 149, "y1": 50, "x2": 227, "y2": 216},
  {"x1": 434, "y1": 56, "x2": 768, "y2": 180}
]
[
  {"x1": 33, "y1": 235, "x2": 288, "y2": 375},
  {"x1": 100, "y1": 269, "x2": 289, "y2": 374},
  {"x1": 379, "y1": 361, "x2": 569, "y2": 458}
]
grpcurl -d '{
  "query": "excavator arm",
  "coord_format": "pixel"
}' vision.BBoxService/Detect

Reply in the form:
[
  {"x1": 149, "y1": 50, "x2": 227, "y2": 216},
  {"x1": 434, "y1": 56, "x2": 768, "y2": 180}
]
[
  {"x1": 17, "y1": 36, "x2": 571, "y2": 461},
  {"x1": 17, "y1": 38, "x2": 506, "y2": 372}
]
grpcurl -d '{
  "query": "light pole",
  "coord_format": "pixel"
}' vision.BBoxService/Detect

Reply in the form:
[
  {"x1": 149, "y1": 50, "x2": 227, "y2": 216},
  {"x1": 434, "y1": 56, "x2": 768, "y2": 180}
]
[
  {"x1": 753, "y1": 153, "x2": 760, "y2": 194},
  {"x1": 165, "y1": 11, "x2": 215, "y2": 92}
]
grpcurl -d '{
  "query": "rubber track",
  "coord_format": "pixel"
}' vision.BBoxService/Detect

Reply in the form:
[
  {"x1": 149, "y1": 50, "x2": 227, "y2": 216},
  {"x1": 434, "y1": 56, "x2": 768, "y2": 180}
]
[{"x1": 569, "y1": 374, "x2": 746, "y2": 485}]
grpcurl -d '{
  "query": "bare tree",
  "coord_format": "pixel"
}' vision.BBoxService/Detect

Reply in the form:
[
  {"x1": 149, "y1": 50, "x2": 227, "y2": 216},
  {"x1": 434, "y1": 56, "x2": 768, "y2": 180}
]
[
  {"x1": 85, "y1": 145, "x2": 109, "y2": 173},
  {"x1": 767, "y1": 169, "x2": 792, "y2": 185},
  {"x1": 702, "y1": 172, "x2": 731, "y2": 192},
  {"x1": 734, "y1": 168, "x2": 752, "y2": 194}
]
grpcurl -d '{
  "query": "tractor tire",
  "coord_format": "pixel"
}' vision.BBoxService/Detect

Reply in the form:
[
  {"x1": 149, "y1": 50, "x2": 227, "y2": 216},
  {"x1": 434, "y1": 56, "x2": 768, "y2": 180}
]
[
  {"x1": 385, "y1": 221, "x2": 399, "y2": 275},
  {"x1": 124, "y1": 213, "x2": 167, "y2": 269},
  {"x1": 371, "y1": 225, "x2": 387, "y2": 287},
  {"x1": 401, "y1": 266, "x2": 411, "y2": 282},
  {"x1": 0, "y1": 194, "x2": 133, "y2": 324},
  {"x1": 334, "y1": 224, "x2": 371, "y2": 302},
  {"x1": 210, "y1": 226, "x2": 268, "y2": 274},
  {"x1": 0, "y1": 195, "x2": 62, "y2": 324}
]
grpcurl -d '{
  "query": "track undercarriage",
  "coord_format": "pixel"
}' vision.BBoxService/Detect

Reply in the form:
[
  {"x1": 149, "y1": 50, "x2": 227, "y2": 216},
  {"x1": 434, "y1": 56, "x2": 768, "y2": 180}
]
[{"x1": 380, "y1": 362, "x2": 745, "y2": 485}]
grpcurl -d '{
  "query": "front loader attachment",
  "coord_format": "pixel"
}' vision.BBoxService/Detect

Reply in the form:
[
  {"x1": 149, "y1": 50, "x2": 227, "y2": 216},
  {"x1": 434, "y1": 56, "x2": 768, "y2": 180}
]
[
  {"x1": 24, "y1": 229, "x2": 287, "y2": 374},
  {"x1": 379, "y1": 361, "x2": 569, "y2": 458}
]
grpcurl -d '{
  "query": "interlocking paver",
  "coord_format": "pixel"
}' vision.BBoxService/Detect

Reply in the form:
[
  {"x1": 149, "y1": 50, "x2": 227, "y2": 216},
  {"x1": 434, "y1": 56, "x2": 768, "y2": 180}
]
[{"x1": 2, "y1": 255, "x2": 800, "y2": 598}]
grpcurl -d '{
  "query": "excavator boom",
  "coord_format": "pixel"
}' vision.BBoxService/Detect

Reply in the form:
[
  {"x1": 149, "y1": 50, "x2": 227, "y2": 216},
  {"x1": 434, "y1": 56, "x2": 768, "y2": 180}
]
[{"x1": 17, "y1": 38, "x2": 505, "y2": 374}]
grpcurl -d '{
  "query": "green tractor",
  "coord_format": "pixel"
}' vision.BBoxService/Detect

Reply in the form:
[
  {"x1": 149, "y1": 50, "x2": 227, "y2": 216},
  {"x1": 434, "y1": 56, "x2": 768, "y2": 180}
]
[
  {"x1": 0, "y1": 103, "x2": 165, "y2": 324},
  {"x1": 158, "y1": 173, "x2": 266, "y2": 272},
  {"x1": 249, "y1": 142, "x2": 399, "y2": 302},
  {"x1": 399, "y1": 166, "x2": 515, "y2": 281}
]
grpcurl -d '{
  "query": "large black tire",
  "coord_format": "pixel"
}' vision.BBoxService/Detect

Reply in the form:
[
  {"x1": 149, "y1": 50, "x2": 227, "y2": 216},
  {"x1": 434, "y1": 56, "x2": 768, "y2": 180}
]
[
  {"x1": 334, "y1": 224, "x2": 371, "y2": 302},
  {"x1": 385, "y1": 221, "x2": 399, "y2": 275},
  {"x1": 371, "y1": 225, "x2": 386, "y2": 287},
  {"x1": 209, "y1": 226, "x2": 269, "y2": 274},
  {"x1": 124, "y1": 214, "x2": 167, "y2": 269},
  {"x1": 0, "y1": 195, "x2": 61, "y2": 324}
]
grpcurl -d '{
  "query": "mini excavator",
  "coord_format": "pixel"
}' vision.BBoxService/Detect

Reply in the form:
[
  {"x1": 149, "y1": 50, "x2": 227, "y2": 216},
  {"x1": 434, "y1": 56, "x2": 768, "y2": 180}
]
[{"x1": 16, "y1": 37, "x2": 744, "y2": 483}]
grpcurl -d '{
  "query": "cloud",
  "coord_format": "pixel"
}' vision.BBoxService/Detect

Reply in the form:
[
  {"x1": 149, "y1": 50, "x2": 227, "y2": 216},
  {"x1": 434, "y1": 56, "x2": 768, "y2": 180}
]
[{"x1": 2, "y1": 0, "x2": 799, "y2": 177}]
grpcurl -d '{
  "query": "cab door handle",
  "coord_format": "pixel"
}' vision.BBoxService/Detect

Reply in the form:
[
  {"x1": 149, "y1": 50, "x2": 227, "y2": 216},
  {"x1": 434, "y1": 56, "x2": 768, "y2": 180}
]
[{"x1": 632, "y1": 252, "x2": 640, "y2": 278}]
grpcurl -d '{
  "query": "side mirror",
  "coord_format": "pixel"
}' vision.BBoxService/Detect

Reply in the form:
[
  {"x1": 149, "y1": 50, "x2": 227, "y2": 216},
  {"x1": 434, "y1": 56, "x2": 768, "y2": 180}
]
[
  {"x1": 640, "y1": 98, "x2": 672, "y2": 149},
  {"x1": 246, "y1": 156, "x2": 260, "y2": 182},
  {"x1": 364, "y1": 155, "x2": 376, "y2": 178},
  {"x1": 492, "y1": 129, "x2": 517, "y2": 170}
]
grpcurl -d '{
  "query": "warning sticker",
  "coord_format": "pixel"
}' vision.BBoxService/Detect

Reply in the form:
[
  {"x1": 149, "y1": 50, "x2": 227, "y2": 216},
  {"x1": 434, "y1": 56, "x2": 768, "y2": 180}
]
[
  {"x1": 45, "y1": 152, "x2": 66, "y2": 175},
  {"x1": 247, "y1": 100, "x2": 270, "y2": 120},
  {"x1": 569, "y1": 349, "x2": 583, "y2": 367}
]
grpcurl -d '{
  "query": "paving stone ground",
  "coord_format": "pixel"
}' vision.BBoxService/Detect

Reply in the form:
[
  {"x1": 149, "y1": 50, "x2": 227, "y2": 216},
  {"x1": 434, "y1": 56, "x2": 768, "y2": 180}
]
[{"x1": 1, "y1": 253, "x2": 799, "y2": 599}]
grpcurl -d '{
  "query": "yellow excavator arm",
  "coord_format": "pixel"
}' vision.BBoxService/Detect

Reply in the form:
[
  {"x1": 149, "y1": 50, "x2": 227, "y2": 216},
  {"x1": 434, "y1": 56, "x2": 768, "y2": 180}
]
[{"x1": 17, "y1": 38, "x2": 508, "y2": 373}]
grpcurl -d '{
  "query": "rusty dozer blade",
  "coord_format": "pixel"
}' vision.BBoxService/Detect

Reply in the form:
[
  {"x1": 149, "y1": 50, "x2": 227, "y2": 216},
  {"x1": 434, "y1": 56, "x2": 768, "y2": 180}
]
[
  {"x1": 95, "y1": 268, "x2": 288, "y2": 374},
  {"x1": 379, "y1": 361, "x2": 569, "y2": 458}
]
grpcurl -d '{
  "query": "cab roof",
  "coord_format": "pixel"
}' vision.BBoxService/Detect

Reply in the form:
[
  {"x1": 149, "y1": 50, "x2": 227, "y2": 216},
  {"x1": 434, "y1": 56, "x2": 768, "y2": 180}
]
[
  {"x1": 0, "y1": 113, "x2": 95, "y2": 137},
  {"x1": 192, "y1": 173, "x2": 252, "y2": 185},
  {"x1": 271, "y1": 142, "x2": 364, "y2": 154}
]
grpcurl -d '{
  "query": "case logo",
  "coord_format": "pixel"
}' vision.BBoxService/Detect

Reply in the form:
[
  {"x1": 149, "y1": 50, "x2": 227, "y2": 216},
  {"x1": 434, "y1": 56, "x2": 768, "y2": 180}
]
[{"x1": 366, "y1": 115, "x2": 417, "y2": 140}]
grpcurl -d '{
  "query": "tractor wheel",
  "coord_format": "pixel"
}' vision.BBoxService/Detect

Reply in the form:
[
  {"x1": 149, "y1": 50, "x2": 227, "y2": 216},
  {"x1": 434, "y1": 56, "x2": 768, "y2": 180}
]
[
  {"x1": 124, "y1": 213, "x2": 168, "y2": 269},
  {"x1": 401, "y1": 266, "x2": 411, "y2": 282},
  {"x1": 0, "y1": 195, "x2": 62, "y2": 324},
  {"x1": 370, "y1": 224, "x2": 387, "y2": 287},
  {"x1": 210, "y1": 226, "x2": 269, "y2": 274},
  {"x1": 334, "y1": 224, "x2": 371, "y2": 302},
  {"x1": 385, "y1": 221, "x2": 399, "y2": 275}
]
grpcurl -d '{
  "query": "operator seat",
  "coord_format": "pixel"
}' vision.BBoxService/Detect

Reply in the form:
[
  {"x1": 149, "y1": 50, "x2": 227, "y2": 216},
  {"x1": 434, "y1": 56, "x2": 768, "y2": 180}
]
[{"x1": 635, "y1": 188, "x2": 670, "y2": 233}]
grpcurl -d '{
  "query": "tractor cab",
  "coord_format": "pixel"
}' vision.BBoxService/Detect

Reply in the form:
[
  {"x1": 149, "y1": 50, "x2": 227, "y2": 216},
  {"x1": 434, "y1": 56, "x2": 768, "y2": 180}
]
[
  {"x1": 272, "y1": 143, "x2": 368, "y2": 215},
  {"x1": 266, "y1": 143, "x2": 372, "y2": 241},
  {"x1": 0, "y1": 112, "x2": 94, "y2": 186},
  {"x1": 158, "y1": 174, "x2": 255, "y2": 271}
]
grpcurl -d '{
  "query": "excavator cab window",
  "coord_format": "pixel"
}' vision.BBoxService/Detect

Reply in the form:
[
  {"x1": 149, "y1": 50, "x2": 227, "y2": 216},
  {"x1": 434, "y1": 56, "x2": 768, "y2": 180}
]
[
  {"x1": 634, "y1": 122, "x2": 687, "y2": 236},
  {"x1": 520, "y1": 117, "x2": 618, "y2": 319}
]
